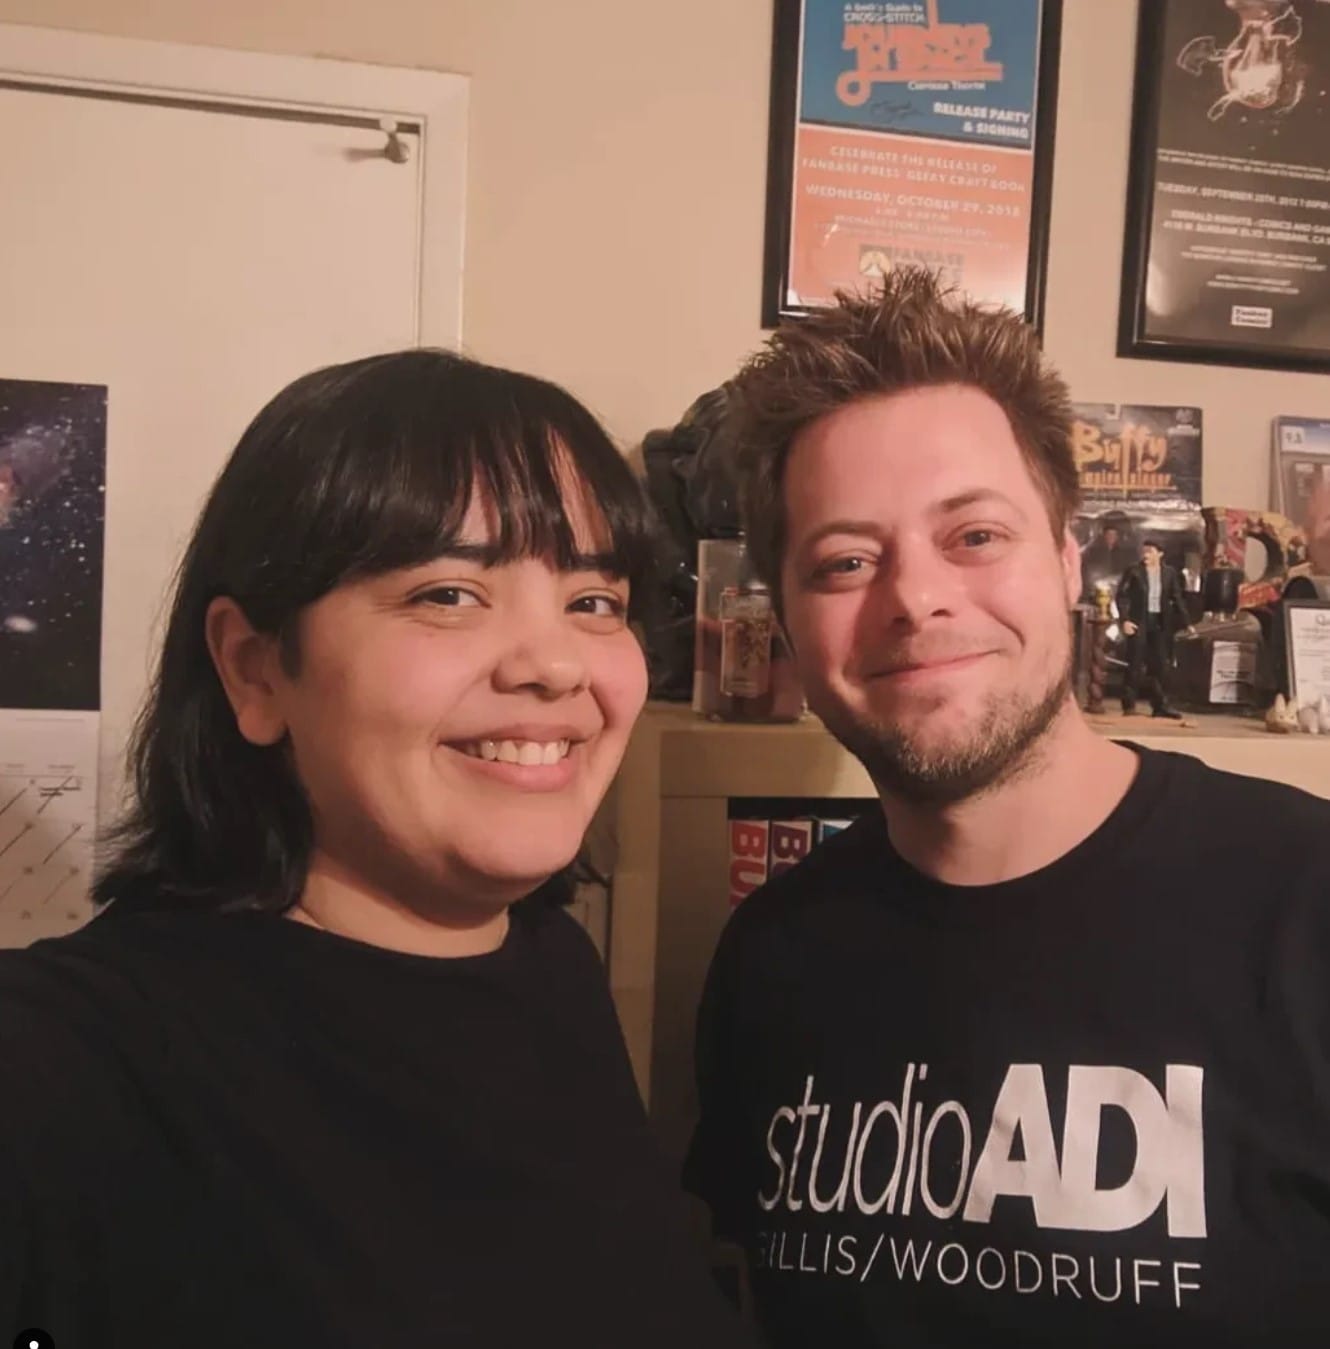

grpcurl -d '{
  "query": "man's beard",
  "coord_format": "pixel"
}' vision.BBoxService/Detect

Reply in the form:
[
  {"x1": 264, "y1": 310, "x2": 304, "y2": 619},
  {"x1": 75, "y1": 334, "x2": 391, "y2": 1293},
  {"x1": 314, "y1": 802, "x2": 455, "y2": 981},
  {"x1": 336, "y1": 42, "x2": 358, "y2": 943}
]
[{"x1": 820, "y1": 657, "x2": 1072, "y2": 807}]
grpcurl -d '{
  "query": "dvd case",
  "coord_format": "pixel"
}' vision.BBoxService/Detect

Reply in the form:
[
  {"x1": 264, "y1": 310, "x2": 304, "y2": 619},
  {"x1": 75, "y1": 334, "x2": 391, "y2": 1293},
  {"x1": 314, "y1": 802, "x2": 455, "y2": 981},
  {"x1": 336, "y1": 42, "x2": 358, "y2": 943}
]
[
  {"x1": 726, "y1": 798, "x2": 877, "y2": 905},
  {"x1": 1271, "y1": 416, "x2": 1330, "y2": 577}
]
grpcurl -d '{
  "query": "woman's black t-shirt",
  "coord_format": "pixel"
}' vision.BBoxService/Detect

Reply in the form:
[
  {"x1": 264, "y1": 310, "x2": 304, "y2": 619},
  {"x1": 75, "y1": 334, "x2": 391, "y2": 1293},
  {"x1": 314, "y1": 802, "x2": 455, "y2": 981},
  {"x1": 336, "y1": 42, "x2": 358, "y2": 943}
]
[{"x1": 0, "y1": 897, "x2": 748, "y2": 1347}]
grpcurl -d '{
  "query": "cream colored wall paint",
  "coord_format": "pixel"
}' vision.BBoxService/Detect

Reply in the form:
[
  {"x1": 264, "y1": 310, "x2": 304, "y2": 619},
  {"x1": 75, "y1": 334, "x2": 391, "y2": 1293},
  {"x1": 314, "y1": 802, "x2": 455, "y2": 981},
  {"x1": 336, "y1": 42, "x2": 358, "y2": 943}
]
[{"x1": 2, "y1": 0, "x2": 1326, "y2": 504}]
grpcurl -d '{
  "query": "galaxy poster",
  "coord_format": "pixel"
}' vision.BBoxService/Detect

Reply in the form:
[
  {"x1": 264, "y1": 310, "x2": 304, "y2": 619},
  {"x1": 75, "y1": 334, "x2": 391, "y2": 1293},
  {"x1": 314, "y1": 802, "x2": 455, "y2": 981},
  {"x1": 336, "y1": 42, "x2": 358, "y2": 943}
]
[
  {"x1": 761, "y1": 0, "x2": 1062, "y2": 326},
  {"x1": 0, "y1": 379, "x2": 107, "y2": 712},
  {"x1": 1070, "y1": 402, "x2": 1205, "y2": 603},
  {"x1": 1121, "y1": 0, "x2": 1330, "y2": 370}
]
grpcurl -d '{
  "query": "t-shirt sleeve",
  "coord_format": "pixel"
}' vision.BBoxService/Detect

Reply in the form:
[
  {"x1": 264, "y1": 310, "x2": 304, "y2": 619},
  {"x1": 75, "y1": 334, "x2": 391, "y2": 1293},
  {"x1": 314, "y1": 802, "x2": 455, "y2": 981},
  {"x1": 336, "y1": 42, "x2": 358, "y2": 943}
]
[
  {"x1": 0, "y1": 1120, "x2": 30, "y2": 1325},
  {"x1": 682, "y1": 919, "x2": 750, "y2": 1242},
  {"x1": 0, "y1": 962, "x2": 56, "y2": 1325}
]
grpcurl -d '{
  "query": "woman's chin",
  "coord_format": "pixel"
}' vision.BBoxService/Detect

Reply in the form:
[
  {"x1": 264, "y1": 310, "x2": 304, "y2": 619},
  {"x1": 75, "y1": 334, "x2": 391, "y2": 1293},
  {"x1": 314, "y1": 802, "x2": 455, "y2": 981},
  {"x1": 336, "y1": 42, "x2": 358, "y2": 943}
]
[{"x1": 455, "y1": 849, "x2": 579, "y2": 901}]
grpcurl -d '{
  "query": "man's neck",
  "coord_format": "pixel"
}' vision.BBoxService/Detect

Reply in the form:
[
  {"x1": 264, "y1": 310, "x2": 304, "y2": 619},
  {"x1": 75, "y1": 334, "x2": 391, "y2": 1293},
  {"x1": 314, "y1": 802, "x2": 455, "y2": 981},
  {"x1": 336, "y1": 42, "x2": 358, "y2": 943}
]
[{"x1": 879, "y1": 703, "x2": 1139, "y2": 887}]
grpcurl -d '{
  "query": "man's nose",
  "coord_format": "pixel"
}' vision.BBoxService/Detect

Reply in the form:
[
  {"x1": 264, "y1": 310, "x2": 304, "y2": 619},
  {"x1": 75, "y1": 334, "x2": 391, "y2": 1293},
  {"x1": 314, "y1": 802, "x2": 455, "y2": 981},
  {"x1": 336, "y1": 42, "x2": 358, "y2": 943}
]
[{"x1": 872, "y1": 537, "x2": 962, "y2": 629}]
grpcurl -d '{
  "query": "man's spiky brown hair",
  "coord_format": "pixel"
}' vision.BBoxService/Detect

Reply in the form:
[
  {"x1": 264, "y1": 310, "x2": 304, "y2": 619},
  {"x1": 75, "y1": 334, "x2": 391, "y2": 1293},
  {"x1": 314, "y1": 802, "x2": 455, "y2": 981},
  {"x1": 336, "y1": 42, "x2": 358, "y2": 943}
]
[{"x1": 732, "y1": 267, "x2": 1079, "y2": 602}]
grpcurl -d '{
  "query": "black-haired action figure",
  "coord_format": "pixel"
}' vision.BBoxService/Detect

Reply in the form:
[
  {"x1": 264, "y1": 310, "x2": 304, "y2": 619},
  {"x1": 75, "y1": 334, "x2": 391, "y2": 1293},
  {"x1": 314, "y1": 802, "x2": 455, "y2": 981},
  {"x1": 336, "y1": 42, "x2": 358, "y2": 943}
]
[{"x1": 1115, "y1": 540, "x2": 1193, "y2": 718}]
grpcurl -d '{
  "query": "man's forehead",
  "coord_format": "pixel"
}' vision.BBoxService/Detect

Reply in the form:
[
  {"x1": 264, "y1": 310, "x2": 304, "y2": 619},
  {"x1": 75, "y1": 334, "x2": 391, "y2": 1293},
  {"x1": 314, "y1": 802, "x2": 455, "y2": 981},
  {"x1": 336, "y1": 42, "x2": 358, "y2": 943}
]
[{"x1": 784, "y1": 451, "x2": 1033, "y2": 529}]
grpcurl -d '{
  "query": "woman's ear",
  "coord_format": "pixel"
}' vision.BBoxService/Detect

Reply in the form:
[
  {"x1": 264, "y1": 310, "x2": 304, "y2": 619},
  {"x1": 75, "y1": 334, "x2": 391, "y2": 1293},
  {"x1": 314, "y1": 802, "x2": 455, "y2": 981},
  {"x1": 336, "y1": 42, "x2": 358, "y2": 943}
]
[{"x1": 204, "y1": 597, "x2": 289, "y2": 746}]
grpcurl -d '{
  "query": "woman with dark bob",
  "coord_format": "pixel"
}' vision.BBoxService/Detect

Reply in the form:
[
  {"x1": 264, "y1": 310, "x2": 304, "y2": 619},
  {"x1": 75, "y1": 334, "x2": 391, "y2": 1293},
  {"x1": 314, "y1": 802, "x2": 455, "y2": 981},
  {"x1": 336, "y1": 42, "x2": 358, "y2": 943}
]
[{"x1": 0, "y1": 351, "x2": 749, "y2": 1347}]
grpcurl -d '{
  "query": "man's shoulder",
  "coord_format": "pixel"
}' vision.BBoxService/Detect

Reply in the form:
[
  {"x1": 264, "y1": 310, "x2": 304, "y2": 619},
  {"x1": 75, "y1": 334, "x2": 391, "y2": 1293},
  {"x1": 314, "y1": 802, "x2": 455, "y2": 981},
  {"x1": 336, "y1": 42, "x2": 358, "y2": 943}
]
[
  {"x1": 1143, "y1": 744, "x2": 1330, "y2": 848},
  {"x1": 1157, "y1": 743, "x2": 1328, "y2": 802}
]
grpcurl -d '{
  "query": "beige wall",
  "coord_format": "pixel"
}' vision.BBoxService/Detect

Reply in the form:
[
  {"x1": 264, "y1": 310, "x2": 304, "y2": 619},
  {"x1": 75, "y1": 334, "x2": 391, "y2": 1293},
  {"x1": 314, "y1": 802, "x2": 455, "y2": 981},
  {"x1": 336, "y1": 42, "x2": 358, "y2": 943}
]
[{"x1": 2, "y1": 0, "x2": 1326, "y2": 505}]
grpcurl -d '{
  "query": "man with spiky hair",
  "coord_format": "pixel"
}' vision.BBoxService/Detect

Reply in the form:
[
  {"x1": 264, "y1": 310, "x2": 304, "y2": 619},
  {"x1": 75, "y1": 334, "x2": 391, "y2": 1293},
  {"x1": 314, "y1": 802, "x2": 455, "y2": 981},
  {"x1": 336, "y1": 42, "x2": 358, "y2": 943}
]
[{"x1": 686, "y1": 268, "x2": 1330, "y2": 1348}]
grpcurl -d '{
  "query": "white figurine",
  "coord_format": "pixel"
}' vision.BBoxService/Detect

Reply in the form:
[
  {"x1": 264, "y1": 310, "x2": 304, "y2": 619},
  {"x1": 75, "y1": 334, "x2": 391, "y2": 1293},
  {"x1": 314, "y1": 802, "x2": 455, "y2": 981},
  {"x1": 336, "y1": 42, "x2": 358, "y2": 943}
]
[{"x1": 1266, "y1": 694, "x2": 1298, "y2": 734}]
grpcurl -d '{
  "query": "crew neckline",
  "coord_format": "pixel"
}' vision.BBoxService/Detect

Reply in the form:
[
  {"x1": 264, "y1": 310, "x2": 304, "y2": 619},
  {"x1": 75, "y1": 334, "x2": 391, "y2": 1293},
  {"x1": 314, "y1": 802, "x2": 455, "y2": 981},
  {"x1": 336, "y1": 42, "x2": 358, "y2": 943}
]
[
  {"x1": 252, "y1": 904, "x2": 526, "y2": 972},
  {"x1": 855, "y1": 741, "x2": 1177, "y2": 923},
  {"x1": 100, "y1": 898, "x2": 532, "y2": 977}
]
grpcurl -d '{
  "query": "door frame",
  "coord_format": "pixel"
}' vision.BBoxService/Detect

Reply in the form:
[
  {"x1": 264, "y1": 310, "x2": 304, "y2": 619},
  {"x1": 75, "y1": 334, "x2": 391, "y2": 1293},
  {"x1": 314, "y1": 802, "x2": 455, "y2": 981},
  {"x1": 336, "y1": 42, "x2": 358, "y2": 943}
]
[{"x1": 0, "y1": 21, "x2": 467, "y2": 345}]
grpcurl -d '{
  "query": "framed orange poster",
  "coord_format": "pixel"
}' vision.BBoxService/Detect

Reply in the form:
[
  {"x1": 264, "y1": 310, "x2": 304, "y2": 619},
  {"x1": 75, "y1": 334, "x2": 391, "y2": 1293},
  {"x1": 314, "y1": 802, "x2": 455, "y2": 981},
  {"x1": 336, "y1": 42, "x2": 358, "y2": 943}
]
[{"x1": 761, "y1": 0, "x2": 1063, "y2": 327}]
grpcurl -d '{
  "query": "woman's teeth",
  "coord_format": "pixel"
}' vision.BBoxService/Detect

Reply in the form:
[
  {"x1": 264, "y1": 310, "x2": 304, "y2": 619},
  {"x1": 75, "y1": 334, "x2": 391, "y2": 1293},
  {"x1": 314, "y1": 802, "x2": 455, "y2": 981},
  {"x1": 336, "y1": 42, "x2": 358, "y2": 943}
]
[{"x1": 463, "y1": 739, "x2": 571, "y2": 766}]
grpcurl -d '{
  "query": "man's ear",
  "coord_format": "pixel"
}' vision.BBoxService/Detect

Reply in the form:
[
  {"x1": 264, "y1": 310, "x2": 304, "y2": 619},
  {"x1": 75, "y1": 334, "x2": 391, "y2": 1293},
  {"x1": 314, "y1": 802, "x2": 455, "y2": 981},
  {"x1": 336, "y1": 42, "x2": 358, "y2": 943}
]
[
  {"x1": 204, "y1": 597, "x2": 289, "y2": 746},
  {"x1": 1060, "y1": 527, "x2": 1083, "y2": 609}
]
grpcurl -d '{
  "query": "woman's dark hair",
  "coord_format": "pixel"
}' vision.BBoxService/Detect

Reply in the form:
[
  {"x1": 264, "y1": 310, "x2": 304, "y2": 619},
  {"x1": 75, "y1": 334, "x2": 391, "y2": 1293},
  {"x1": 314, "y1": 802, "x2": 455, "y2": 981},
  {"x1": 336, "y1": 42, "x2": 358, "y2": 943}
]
[{"x1": 95, "y1": 349, "x2": 655, "y2": 914}]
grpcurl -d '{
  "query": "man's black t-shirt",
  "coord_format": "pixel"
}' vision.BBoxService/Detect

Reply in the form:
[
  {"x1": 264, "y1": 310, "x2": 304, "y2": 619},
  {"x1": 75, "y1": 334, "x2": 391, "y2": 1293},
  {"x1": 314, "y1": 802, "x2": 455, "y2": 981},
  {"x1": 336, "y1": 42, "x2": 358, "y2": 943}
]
[
  {"x1": 0, "y1": 897, "x2": 748, "y2": 1347},
  {"x1": 686, "y1": 746, "x2": 1330, "y2": 1347}
]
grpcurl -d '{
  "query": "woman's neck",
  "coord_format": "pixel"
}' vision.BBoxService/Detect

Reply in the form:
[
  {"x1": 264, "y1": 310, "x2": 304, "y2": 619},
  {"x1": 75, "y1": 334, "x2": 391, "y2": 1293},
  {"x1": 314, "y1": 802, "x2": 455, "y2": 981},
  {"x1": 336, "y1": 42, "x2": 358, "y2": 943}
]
[{"x1": 288, "y1": 855, "x2": 511, "y2": 958}]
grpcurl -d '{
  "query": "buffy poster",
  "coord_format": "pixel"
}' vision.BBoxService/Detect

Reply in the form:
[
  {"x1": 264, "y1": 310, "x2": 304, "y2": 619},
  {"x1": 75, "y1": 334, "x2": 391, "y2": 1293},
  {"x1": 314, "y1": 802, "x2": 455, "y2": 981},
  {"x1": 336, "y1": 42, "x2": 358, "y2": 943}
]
[{"x1": 761, "y1": 0, "x2": 1063, "y2": 326}]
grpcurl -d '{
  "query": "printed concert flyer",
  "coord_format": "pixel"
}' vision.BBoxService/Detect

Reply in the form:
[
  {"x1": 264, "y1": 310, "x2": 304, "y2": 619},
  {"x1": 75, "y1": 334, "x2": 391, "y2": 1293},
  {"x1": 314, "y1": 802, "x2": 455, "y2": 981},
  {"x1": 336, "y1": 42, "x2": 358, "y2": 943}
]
[
  {"x1": 1134, "y1": 0, "x2": 1330, "y2": 358},
  {"x1": 774, "y1": 0, "x2": 1056, "y2": 317}
]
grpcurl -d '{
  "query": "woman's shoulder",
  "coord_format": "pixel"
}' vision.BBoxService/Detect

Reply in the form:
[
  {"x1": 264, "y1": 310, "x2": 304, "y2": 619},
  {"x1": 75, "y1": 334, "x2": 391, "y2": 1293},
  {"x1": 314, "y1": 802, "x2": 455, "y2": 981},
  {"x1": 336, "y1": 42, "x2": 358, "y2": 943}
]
[
  {"x1": 0, "y1": 912, "x2": 171, "y2": 1064},
  {"x1": 0, "y1": 915, "x2": 184, "y2": 1168}
]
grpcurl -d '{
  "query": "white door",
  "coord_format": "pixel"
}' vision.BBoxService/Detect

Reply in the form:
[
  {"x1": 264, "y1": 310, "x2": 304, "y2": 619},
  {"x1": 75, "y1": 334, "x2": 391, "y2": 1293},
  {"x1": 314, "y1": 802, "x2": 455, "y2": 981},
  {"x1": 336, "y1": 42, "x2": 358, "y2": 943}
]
[{"x1": 0, "y1": 30, "x2": 465, "y2": 943}]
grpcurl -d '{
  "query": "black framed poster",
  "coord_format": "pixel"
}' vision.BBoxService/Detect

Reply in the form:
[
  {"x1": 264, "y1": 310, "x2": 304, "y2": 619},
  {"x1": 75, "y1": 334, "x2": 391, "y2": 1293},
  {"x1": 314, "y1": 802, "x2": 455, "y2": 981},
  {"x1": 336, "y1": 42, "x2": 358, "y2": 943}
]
[
  {"x1": 1120, "y1": 0, "x2": 1330, "y2": 372},
  {"x1": 762, "y1": 0, "x2": 1063, "y2": 327}
]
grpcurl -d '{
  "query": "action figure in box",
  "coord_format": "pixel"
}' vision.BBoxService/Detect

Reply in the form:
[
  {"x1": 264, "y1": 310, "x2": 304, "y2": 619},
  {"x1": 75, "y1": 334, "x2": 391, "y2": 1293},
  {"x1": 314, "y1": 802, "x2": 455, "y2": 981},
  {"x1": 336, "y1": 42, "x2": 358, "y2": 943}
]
[{"x1": 1115, "y1": 538, "x2": 1193, "y2": 717}]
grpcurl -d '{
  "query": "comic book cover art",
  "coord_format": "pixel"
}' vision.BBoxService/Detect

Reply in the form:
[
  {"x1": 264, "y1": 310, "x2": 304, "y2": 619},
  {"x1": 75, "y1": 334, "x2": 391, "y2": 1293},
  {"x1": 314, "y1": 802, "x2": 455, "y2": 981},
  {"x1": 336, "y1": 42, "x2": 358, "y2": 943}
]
[{"x1": 1070, "y1": 403, "x2": 1205, "y2": 603}]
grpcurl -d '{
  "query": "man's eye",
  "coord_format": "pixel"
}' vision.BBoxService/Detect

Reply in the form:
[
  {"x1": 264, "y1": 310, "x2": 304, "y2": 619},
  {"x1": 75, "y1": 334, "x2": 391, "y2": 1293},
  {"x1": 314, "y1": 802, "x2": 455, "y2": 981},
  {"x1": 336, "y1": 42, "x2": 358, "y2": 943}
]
[
  {"x1": 815, "y1": 556, "x2": 867, "y2": 578},
  {"x1": 957, "y1": 529, "x2": 1001, "y2": 549}
]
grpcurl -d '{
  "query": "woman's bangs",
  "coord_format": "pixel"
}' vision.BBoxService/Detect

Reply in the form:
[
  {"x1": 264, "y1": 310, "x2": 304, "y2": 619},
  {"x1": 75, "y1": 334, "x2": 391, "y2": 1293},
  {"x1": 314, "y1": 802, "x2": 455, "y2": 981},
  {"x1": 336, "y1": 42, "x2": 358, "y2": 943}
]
[{"x1": 340, "y1": 395, "x2": 656, "y2": 595}]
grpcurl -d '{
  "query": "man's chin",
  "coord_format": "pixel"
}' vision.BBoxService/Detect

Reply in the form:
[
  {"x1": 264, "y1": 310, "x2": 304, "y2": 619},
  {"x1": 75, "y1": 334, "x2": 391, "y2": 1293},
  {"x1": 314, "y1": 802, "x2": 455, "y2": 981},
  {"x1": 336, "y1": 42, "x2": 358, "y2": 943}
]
[
  {"x1": 865, "y1": 739, "x2": 1026, "y2": 806},
  {"x1": 826, "y1": 675, "x2": 1071, "y2": 806},
  {"x1": 851, "y1": 700, "x2": 979, "y2": 756}
]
